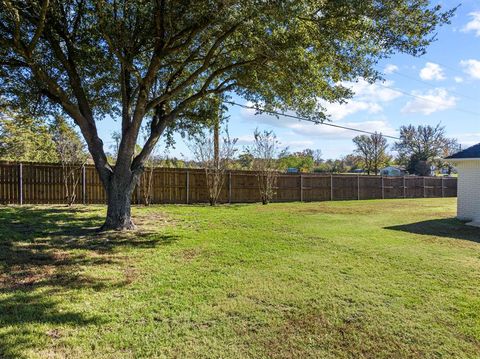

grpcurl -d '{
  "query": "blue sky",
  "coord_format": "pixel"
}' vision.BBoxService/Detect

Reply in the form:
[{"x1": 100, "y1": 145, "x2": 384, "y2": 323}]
[{"x1": 97, "y1": 1, "x2": 480, "y2": 160}]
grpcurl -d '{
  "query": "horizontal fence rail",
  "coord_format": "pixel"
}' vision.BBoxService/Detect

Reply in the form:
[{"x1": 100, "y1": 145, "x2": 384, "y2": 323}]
[{"x1": 0, "y1": 162, "x2": 457, "y2": 205}]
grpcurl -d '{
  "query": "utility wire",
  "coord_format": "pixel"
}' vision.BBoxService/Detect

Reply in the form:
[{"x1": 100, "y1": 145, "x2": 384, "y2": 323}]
[
  {"x1": 376, "y1": 83, "x2": 480, "y2": 117},
  {"x1": 388, "y1": 71, "x2": 479, "y2": 103},
  {"x1": 224, "y1": 101, "x2": 400, "y2": 140},
  {"x1": 420, "y1": 56, "x2": 469, "y2": 78}
]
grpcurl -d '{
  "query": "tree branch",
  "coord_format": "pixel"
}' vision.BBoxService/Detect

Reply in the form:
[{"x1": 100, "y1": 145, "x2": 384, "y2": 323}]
[
  {"x1": 0, "y1": 58, "x2": 29, "y2": 67},
  {"x1": 43, "y1": 26, "x2": 94, "y2": 122},
  {"x1": 146, "y1": 58, "x2": 253, "y2": 113},
  {"x1": 27, "y1": 0, "x2": 49, "y2": 54},
  {"x1": 3, "y1": 0, "x2": 21, "y2": 48},
  {"x1": 1, "y1": 6, "x2": 113, "y2": 182},
  {"x1": 131, "y1": 105, "x2": 171, "y2": 171}
]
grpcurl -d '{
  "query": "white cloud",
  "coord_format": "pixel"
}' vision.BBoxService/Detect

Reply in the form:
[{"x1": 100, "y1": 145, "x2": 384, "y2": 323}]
[
  {"x1": 324, "y1": 100, "x2": 382, "y2": 121},
  {"x1": 462, "y1": 11, "x2": 480, "y2": 37},
  {"x1": 346, "y1": 79, "x2": 402, "y2": 102},
  {"x1": 238, "y1": 79, "x2": 402, "y2": 149},
  {"x1": 236, "y1": 134, "x2": 255, "y2": 146},
  {"x1": 239, "y1": 103, "x2": 294, "y2": 128},
  {"x1": 280, "y1": 139, "x2": 315, "y2": 148},
  {"x1": 239, "y1": 100, "x2": 397, "y2": 141},
  {"x1": 452, "y1": 132, "x2": 480, "y2": 147},
  {"x1": 460, "y1": 59, "x2": 480, "y2": 79},
  {"x1": 238, "y1": 79, "x2": 402, "y2": 141},
  {"x1": 401, "y1": 88, "x2": 456, "y2": 115},
  {"x1": 241, "y1": 79, "x2": 401, "y2": 125},
  {"x1": 454, "y1": 76, "x2": 464, "y2": 83},
  {"x1": 419, "y1": 62, "x2": 445, "y2": 81},
  {"x1": 317, "y1": 79, "x2": 402, "y2": 120},
  {"x1": 384, "y1": 64, "x2": 399, "y2": 74}
]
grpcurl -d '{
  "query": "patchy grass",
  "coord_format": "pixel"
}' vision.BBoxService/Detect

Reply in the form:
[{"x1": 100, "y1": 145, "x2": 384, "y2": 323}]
[{"x1": 0, "y1": 198, "x2": 479, "y2": 358}]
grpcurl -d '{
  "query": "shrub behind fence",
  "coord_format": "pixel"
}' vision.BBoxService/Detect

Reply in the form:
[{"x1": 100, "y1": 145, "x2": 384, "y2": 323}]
[{"x1": 0, "y1": 162, "x2": 457, "y2": 205}]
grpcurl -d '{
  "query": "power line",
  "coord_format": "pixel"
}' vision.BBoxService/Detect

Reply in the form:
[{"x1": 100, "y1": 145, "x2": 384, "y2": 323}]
[
  {"x1": 224, "y1": 101, "x2": 400, "y2": 140},
  {"x1": 376, "y1": 83, "x2": 480, "y2": 117},
  {"x1": 421, "y1": 56, "x2": 469, "y2": 78},
  {"x1": 389, "y1": 71, "x2": 479, "y2": 103}
]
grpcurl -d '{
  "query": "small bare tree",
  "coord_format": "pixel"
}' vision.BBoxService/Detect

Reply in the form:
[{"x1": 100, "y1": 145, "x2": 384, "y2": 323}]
[
  {"x1": 189, "y1": 126, "x2": 237, "y2": 206},
  {"x1": 250, "y1": 129, "x2": 280, "y2": 205},
  {"x1": 52, "y1": 116, "x2": 88, "y2": 206},
  {"x1": 353, "y1": 132, "x2": 390, "y2": 175},
  {"x1": 141, "y1": 154, "x2": 156, "y2": 206},
  {"x1": 140, "y1": 140, "x2": 163, "y2": 206}
]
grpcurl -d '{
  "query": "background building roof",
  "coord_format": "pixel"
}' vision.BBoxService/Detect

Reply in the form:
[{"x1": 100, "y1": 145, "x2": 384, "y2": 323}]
[{"x1": 446, "y1": 144, "x2": 480, "y2": 159}]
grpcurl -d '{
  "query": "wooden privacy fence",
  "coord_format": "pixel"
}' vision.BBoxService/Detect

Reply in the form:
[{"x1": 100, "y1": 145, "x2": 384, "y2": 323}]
[{"x1": 0, "y1": 161, "x2": 457, "y2": 205}]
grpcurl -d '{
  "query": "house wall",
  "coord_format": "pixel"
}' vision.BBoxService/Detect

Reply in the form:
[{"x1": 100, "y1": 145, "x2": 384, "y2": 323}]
[{"x1": 455, "y1": 159, "x2": 480, "y2": 221}]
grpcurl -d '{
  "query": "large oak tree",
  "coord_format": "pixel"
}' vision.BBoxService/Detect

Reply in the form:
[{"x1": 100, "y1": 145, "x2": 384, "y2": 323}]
[{"x1": 0, "y1": 0, "x2": 453, "y2": 229}]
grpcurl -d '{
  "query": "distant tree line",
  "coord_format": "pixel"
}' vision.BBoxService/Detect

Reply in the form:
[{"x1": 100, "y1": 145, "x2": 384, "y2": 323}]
[
  {"x1": 0, "y1": 111, "x2": 88, "y2": 205},
  {"x1": 349, "y1": 124, "x2": 459, "y2": 176},
  {"x1": 394, "y1": 124, "x2": 459, "y2": 176},
  {"x1": 0, "y1": 111, "x2": 86, "y2": 164},
  {"x1": 126, "y1": 123, "x2": 460, "y2": 177},
  {"x1": 1, "y1": 111, "x2": 459, "y2": 179}
]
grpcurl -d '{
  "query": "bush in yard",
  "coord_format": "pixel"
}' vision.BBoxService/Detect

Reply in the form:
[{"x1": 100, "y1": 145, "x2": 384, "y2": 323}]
[
  {"x1": 188, "y1": 107, "x2": 238, "y2": 206},
  {"x1": 250, "y1": 129, "x2": 280, "y2": 205},
  {"x1": 51, "y1": 116, "x2": 88, "y2": 206}
]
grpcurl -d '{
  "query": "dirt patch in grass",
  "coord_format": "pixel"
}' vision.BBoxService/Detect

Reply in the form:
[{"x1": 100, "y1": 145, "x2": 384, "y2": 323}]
[
  {"x1": 261, "y1": 310, "x2": 425, "y2": 359},
  {"x1": 133, "y1": 209, "x2": 173, "y2": 228},
  {"x1": 296, "y1": 206, "x2": 377, "y2": 215},
  {"x1": 123, "y1": 264, "x2": 138, "y2": 284},
  {"x1": 173, "y1": 248, "x2": 206, "y2": 262}
]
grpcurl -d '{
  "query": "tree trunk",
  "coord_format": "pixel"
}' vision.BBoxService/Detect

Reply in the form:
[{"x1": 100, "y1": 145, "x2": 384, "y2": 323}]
[{"x1": 101, "y1": 173, "x2": 138, "y2": 231}]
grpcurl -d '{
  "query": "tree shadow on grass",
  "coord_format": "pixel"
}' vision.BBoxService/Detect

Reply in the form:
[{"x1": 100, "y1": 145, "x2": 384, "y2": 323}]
[
  {"x1": 0, "y1": 291, "x2": 100, "y2": 359},
  {"x1": 0, "y1": 205, "x2": 178, "y2": 358},
  {"x1": 385, "y1": 218, "x2": 480, "y2": 243}
]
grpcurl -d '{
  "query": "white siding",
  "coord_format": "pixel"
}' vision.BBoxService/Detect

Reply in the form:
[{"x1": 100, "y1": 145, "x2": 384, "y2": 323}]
[{"x1": 455, "y1": 159, "x2": 480, "y2": 221}]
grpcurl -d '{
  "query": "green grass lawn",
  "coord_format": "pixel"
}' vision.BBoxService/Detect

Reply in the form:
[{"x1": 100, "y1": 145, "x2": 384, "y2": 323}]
[{"x1": 0, "y1": 198, "x2": 479, "y2": 358}]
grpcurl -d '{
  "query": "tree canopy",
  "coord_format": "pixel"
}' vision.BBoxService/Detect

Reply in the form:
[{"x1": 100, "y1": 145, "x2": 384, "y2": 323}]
[
  {"x1": 394, "y1": 124, "x2": 458, "y2": 175},
  {"x1": 51, "y1": 115, "x2": 88, "y2": 166},
  {"x1": 0, "y1": 111, "x2": 58, "y2": 162},
  {"x1": 278, "y1": 150, "x2": 315, "y2": 173},
  {"x1": 353, "y1": 132, "x2": 390, "y2": 175}
]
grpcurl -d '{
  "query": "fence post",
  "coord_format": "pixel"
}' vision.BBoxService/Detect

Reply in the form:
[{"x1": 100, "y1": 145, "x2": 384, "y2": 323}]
[
  {"x1": 423, "y1": 177, "x2": 426, "y2": 198},
  {"x1": 136, "y1": 176, "x2": 141, "y2": 204},
  {"x1": 18, "y1": 162, "x2": 23, "y2": 205},
  {"x1": 403, "y1": 176, "x2": 406, "y2": 198},
  {"x1": 441, "y1": 176, "x2": 445, "y2": 198},
  {"x1": 228, "y1": 171, "x2": 232, "y2": 204},
  {"x1": 381, "y1": 175, "x2": 385, "y2": 199},
  {"x1": 357, "y1": 175, "x2": 360, "y2": 200},
  {"x1": 186, "y1": 170, "x2": 190, "y2": 204},
  {"x1": 82, "y1": 164, "x2": 86, "y2": 205},
  {"x1": 330, "y1": 174, "x2": 333, "y2": 201},
  {"x1": 300, "y1": 174, "x2": 304, "y2": 202}
]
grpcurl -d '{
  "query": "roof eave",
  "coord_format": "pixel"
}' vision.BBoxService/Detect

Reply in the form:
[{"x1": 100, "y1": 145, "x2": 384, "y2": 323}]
[{"x1": 445, "y1": 157, "x2": 480, "y2": 161}]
